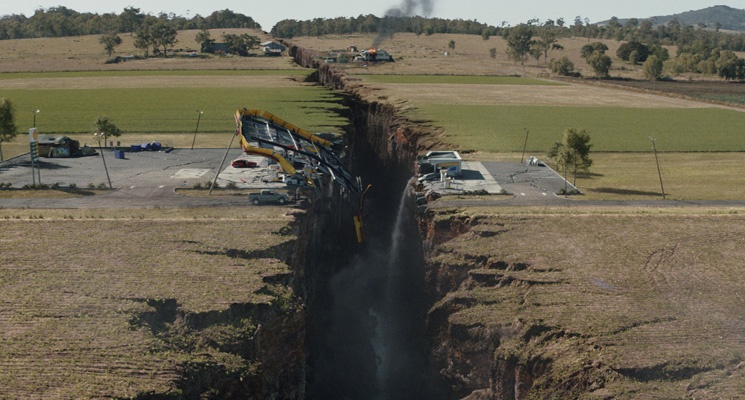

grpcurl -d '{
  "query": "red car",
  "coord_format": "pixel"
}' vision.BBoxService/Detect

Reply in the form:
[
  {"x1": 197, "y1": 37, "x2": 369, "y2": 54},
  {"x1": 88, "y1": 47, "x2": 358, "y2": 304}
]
[{"x1": 231, "y1": 159, "x2": 257, "y2": 168}]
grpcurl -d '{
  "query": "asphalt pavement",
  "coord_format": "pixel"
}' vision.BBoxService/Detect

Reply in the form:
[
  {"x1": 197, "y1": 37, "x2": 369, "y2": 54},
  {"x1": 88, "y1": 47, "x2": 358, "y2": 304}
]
[
  {"x1": 0, "y1": 148, "x2": 268, "y2": 209},
  {"x1": 3, "y1": 150, "x2": 744, "y2": 210}
]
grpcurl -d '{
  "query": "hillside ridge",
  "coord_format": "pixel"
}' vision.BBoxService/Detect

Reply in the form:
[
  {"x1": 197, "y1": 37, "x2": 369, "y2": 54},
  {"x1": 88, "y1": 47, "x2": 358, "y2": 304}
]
[{"x1": 603, "y1": 5, "x2": 745, "y2": 32}]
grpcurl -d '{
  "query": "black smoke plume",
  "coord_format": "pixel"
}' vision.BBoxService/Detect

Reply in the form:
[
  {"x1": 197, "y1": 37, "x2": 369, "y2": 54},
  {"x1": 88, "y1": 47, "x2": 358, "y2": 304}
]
[{"x1": 373, "y1": 0, "x2": 434, "y2": 47}]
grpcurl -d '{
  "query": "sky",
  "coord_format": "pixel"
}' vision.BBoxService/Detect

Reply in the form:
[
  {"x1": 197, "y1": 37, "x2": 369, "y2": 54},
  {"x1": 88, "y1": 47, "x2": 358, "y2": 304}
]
[{"x1": 0, "y1": 1, "x2": 740, "y2": 31}]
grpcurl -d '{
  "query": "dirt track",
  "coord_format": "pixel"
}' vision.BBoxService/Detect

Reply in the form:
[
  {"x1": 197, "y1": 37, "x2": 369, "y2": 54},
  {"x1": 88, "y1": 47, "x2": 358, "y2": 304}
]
[
  {"x1": 368, "y1": 81, "x2": 727, "y2": 108},
  {"x1": 0, "y1": 75, "x2": 309, "y2": 90}
]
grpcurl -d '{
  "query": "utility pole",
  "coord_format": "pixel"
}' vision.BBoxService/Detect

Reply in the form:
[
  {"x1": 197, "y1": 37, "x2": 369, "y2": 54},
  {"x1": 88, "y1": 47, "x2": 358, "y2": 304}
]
[
  {"x1": 209, "y1": 128, "x2": 238, "y2": 195},
  {"x1": 95, "y1": 132, "x2": 113, "y2": 189},
  {"x1": 33, "y1": 110, "x2": 41, "y2": 184},
  {"x1": 561, "y1": 152, "x2": 568, "y2": 198},
  {"x1": 520, "y1": 128, "x2": 529, "y2": 164},
  {"x1": 650, "y1": 137, "x2": 665, "y2": 200},
  {"x1": 191, "y1": 110, "x2": 203, "y2": 150}
]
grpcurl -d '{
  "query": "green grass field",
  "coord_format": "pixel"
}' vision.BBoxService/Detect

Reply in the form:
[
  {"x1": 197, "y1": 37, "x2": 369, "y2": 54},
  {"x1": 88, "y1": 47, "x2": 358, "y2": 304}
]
[
  {"x1": 2, "y1": 87, "x2": 346, "y2": 135},
  {"x1": 0, "y1": 70, "x2": 346, "y2": 137},
  {"x1": 411, "y1": 104, "x2": 745, "y2": 152},
  {"x1": 0, "y1": 69, "x2": 311, "y2": 80}
]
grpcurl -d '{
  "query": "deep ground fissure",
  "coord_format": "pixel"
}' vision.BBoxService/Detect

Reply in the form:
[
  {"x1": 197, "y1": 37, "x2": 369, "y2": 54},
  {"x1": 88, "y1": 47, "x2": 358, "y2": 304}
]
[{"x1": 302, "y1": 96, "x2": 446, "y2": 399}]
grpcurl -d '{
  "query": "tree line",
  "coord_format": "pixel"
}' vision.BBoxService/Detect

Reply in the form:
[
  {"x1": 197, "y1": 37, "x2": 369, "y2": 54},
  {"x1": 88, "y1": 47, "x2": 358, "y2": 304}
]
[
  {"x1": 498, "y1": 18, "x2": 745, "y2": 81},
  {"x1": 0, "y1": 7, "x2": 260, "y2": 40},
  {"x1": 271, "y1": 15, "x2": 500, "y2": 39}
]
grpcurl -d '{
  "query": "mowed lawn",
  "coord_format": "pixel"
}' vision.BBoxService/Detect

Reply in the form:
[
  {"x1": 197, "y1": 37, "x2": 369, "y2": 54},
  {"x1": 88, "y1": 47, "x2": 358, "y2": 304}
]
[
  {"x1": 414, "y1": 104, "x2": 745, "y2": 152},
  {"x1": 0, "y1": 70, "x2": 347, "y2": 136}
]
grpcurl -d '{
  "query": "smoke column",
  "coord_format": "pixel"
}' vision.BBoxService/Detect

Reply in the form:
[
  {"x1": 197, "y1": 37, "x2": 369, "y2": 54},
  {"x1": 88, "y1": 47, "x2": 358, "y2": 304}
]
[{"x1": 373, "y1": 0, "x2": 435, "y2": 47}]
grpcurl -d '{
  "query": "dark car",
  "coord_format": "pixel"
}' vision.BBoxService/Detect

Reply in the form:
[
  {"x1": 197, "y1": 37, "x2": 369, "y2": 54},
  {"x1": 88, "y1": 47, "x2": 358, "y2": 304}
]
[{"x1": 231, "y1": 159, "x2": 258, "y2": 168}]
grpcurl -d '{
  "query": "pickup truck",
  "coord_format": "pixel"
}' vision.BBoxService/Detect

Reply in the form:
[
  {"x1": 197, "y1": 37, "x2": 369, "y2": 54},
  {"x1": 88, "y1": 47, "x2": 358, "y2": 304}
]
[{"x1": 248, "y1": 189, "x2": 291, "y2": 205}]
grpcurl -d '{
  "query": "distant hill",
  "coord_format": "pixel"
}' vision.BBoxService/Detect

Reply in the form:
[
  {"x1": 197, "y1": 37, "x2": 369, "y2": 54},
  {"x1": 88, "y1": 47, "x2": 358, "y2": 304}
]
[{"x1": 604, "y1": 5, "x2": 745, "y2": 32}]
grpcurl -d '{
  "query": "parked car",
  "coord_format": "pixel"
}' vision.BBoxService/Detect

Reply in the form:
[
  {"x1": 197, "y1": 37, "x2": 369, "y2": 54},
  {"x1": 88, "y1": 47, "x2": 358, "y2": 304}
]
[
  {"x1": 286, "y1": 175, "x2": 309, "y2": 187},
  {"x1": 248, "y1": 189, "x2": 290, "y2": 205},
  {"x1": 231, "y1": 159, "x2": 258, "y2": 168}
]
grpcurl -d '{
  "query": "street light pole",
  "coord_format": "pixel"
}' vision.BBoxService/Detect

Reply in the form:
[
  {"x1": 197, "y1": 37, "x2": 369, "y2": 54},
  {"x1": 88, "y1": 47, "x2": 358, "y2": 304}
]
[
  {"x1": 191, "y1": 110, "x2": 203, "y2": 150},
  {"x1": 561, "y1": 152, "x2": 568, "y2": 198},
  {"x1": 520, "y1": 128, "x2": 529, "y2": 164},
  {"x1": 32, "y1": 110, "x2": 41, "y2": 184},
  {"x1": 95, "y1": 132, "x2": 113, "y2": 189},
  {"x1": 650, "y1": 137, "x2": 665, "y2": 200}
]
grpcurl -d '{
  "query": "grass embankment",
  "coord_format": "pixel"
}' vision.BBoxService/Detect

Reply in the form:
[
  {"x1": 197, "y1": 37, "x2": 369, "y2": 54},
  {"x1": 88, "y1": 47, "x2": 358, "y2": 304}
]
[
  {"x1": 0, "y1": 207, "x2": 297, "y2": 398},
  {"x1": 430, "y1": 207, "x2": 745, "y2": 398}
]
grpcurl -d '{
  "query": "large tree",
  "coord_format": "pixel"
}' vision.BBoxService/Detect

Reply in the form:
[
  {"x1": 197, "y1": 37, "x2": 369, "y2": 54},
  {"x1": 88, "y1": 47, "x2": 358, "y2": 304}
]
[
  {"x1": 133, "y1": 20, "x2": 155, "y2": 57},
  {"x1": 586, "y1": 51, "x2": 612, "y2": 78},
  {"x1": 151, "y1": 22, "x2": 178, "y2": 57},
  {"x1": 643, "y1": 55, "x2": 664, "y2": 81},
  {"x1": 222, "y1": 33, "x2": 259, "y2": 56},
  {"x1": 120, "y1": 7, "x2": 144, "y2": 35},
  {"x1": 580, "y1": 42, "x2": 608, "y2": 59},
  {"x1": 617, "y1": 41, "x2": 650, "y2": 63},
  {"x1": 504, "y1": 24, "x2": 534, "y2": 64},
  {"x1": 195, "y1": 29, "x2": 214, "y2": 52},
  {"x1": 99, "y1": 32, "x2": 122, "y2": 56},
  {"x1": 0, "y1": 98, "x2": 18, "y2": 161},
  {"x1": 548, "y1": 128, "x2": 593, "y2": 187},
  {"x1": 533, "y1": 26, "x2": 563, "y2": 63},
  {"x1": 715, "y1": 50, "x2": 745, "y2": 80},
  {"x1": 94, "y1": 116, "x2": 122, "y2": 146}
]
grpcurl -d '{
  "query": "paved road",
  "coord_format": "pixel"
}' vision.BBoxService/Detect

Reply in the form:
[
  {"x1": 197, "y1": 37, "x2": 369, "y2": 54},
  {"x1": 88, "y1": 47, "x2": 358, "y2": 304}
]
[{"x1": 3, "y1": 151, "x2": 744, "y2": 210}]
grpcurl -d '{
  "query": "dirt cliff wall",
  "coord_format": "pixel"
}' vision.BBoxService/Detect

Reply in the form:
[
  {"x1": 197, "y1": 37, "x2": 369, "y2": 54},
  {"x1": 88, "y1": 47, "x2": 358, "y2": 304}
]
[
  {"x1": 294, "y1": 50, "x2": 549, "y2": 399},
  {"x1": 290, "y1": 45, "x2": 586, "y2": 400}
]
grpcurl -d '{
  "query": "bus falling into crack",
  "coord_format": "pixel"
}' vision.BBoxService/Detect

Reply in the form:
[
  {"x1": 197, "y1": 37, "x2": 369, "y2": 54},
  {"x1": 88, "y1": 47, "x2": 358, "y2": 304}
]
[{"x1": 234, "y1": 109, "x2": 371, "y2": 243}]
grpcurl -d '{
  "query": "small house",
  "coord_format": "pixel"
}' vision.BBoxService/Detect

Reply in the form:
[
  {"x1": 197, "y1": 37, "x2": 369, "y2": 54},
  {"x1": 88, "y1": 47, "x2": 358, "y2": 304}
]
[{"x1": 260, "y1": 41, "x2": 286, "y2": 56}]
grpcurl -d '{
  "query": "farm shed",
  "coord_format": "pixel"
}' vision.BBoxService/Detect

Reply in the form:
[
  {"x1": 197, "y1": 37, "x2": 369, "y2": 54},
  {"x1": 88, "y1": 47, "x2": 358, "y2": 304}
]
[{"x1": 260, "y1": 41, "x2": 286, "y2": 56}]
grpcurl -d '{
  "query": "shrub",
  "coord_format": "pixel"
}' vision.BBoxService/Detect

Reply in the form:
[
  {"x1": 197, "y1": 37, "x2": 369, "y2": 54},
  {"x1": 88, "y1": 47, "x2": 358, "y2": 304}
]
[
  {"x1": 617, "y1": 41, "x2": 650, "y2": 63},
  {"x1": 549, "y1": 56, "x2": 579, "y2": 77}
]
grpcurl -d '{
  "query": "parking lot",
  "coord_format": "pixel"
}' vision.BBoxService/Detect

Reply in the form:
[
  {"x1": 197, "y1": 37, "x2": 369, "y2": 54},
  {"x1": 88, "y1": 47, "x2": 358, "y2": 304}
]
[
  {"x1": 419, "y1": 160, "x2": 573, "y2": 201},
  {"x1": 1, "y1": 146, "x2": 573, "y2": 208},
  {"x1": 0, "y1": 148, "x2": 281, "y2": 208}
]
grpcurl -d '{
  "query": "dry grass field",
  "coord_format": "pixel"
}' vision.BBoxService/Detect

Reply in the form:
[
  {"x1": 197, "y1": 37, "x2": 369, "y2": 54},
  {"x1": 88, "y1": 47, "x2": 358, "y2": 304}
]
[
  {"x1": 290, "y1": 33, "x2": 643, "y2": 78},
  {"x1": 430, "y1": 206, "x2": 745, "y2": 398},
  {"x1": 0, "y1": 29, "x2": 298, "y2": 73},
  {"x1": 0, "y1": 207, "x2": 297, "y2": 398}
]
